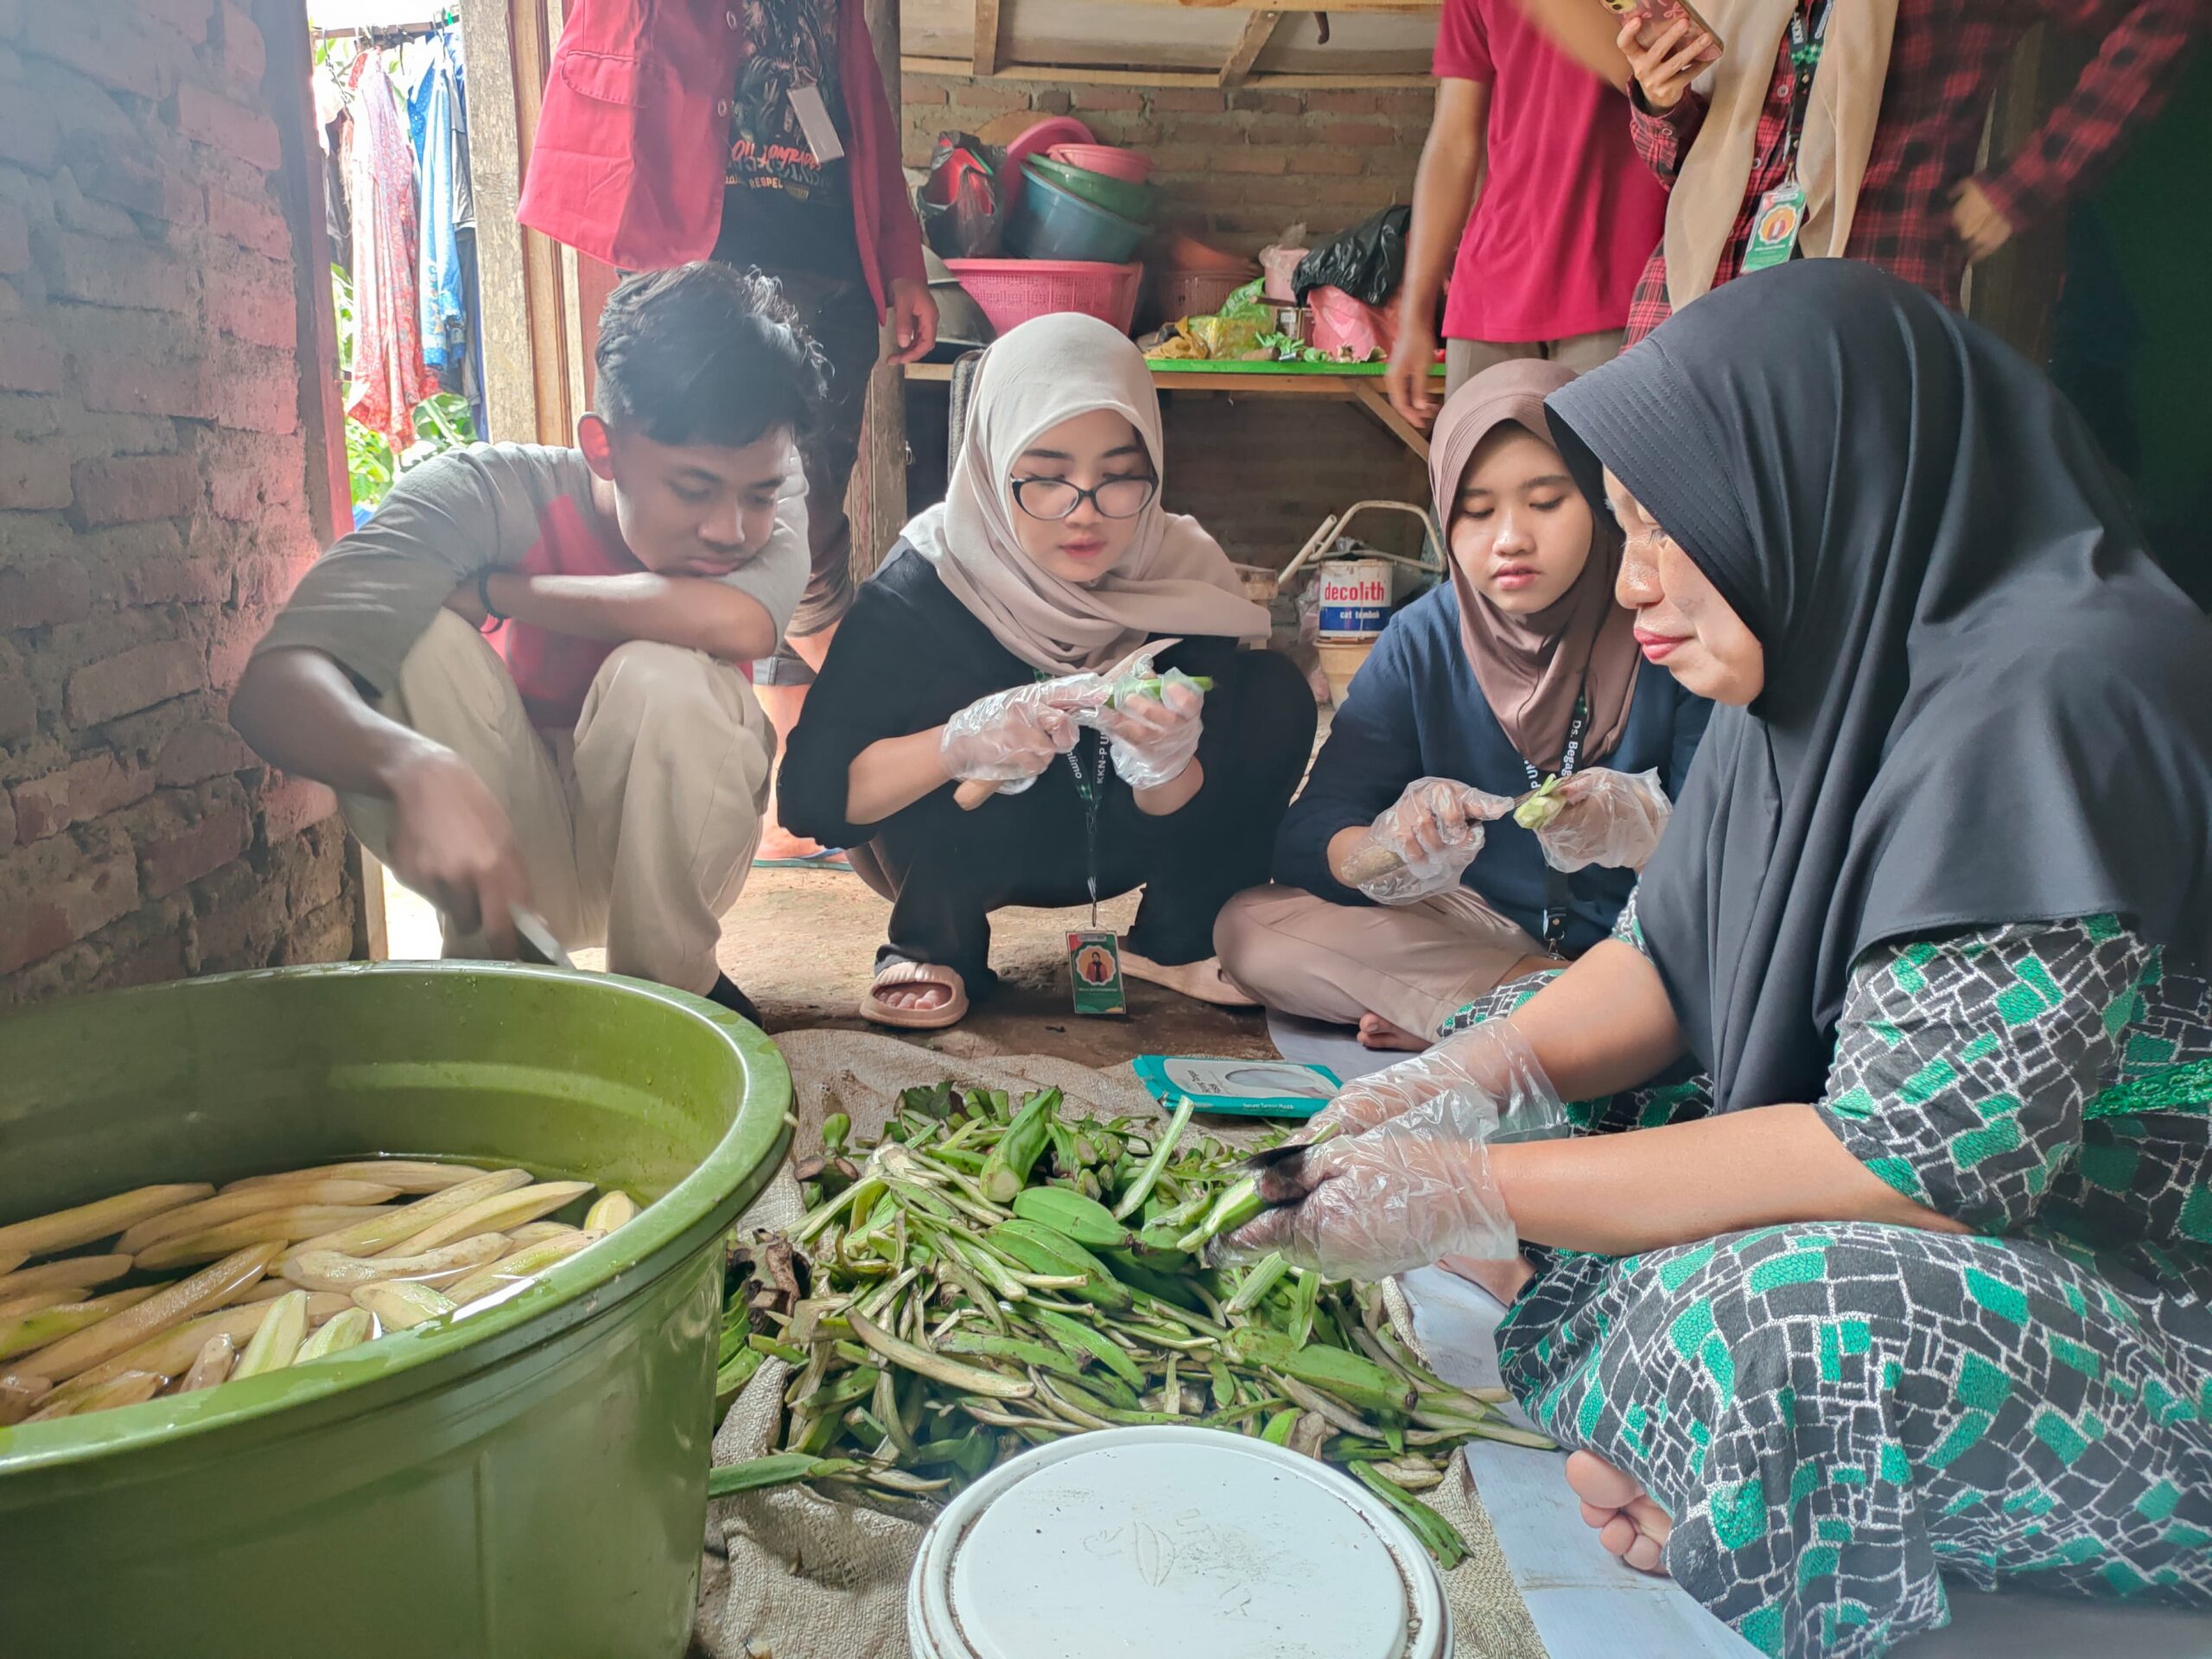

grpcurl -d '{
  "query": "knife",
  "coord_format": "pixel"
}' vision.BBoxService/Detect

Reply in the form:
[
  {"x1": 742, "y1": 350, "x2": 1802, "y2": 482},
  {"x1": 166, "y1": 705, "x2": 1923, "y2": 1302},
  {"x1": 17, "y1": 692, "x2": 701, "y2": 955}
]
[{"x1": 509, "y1": 906, "x2": 574, "y2": 969}]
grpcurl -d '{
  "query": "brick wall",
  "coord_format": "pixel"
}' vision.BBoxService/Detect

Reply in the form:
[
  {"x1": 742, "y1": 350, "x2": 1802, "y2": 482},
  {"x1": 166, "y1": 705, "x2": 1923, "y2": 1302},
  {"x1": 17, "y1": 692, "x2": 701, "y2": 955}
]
[
  {"x1": 0, "y1": 0, "x2": 356, "y2": 1007},
  {"x1": 902, "y1": 74, "x2": 1435, "y2": 569}
]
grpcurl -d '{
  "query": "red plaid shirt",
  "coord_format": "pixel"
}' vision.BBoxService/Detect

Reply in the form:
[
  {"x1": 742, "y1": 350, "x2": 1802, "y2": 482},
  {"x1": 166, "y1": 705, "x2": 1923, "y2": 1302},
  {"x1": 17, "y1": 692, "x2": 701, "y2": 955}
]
[{"x1": 1623, "y1": 0, "x2": 2202, "y2": 343}]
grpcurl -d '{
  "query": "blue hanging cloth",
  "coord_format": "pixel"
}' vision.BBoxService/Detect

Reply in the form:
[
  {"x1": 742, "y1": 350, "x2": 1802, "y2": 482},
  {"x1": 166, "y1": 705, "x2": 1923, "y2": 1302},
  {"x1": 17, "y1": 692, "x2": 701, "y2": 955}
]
[{"x1": 411, "y1": 27, "x2": 467, "y2": 379}]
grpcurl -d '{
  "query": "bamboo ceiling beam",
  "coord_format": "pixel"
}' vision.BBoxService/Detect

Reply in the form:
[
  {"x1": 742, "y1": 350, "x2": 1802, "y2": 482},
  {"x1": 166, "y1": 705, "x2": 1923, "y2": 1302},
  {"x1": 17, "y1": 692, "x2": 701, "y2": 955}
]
[
  {"x1": 972, "y1": 0, "x2": 1003, "y2": 74},
  {"x1": 901, "y1": 54, "x2": 1433, "y2": 86},
  {"x1": 1217, "y1": 9, "x2": 1287, "y2": 84}
]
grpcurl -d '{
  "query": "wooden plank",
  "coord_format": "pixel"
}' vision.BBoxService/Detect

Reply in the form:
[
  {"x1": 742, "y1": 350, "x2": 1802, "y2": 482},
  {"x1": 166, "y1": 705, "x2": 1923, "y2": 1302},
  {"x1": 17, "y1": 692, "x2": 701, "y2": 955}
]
[
  {"x1": 353, "y1": 848, "x2": 391, "y2": 961},
  {"x1": 268, "y1": 0, "x2": 377, "y2": 961},
  {"x1": 849, "y1": 0, "x2": 909, "y2": 585},
  {"x1": 458, "y1": 0, "x2": 541, "y2": 443},
  {"x1": 1217, "y1": 8, "x2": 1285, "y2": 86},
  {"x1": 258, "y1": 0, "x2": 349, "y2": 547},
  {"x1": 972, "y1": 0, "x2": 1002, "y2": 74},
  {"x1": 518, "y1": 0, "x2": 575, "y2": 445},
  {"x1": 901, "y1": 53, "x2": 1433, "y2": 86},
  {"x1": 1351, "y1": 381, "x2": 1429, "y2": 459}
]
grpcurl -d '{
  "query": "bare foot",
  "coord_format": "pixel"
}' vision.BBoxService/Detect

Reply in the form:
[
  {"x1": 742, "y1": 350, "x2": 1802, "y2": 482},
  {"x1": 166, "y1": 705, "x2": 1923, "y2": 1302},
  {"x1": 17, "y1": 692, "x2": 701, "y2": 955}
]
[
  {"x1": 1119, "y1": 951, "x2": 1261, "y2": 1009},
  {"x1": 1565, "y1": 1450, "x2": 1672, "y2": 1576},
  {"x1": 879, "y1": 983, "x2": 949, "y2": 1012},
  {"x1": 1357, "y1": 1013, "x2": 1429, "y2": 1052}
]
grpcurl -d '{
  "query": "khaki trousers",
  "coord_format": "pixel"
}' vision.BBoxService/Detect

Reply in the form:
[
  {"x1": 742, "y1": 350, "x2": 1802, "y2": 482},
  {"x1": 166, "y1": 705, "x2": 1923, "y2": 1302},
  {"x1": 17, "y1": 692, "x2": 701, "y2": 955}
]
[
  {"x1": 1214, "y1": 882, "x2": 1547, "y2": 1042},
  {"x1": 1446, "y1": 329, "x2": 1627, "y2": 394},
  {"x1": 340, "y1": 611, "x2": 774, "y2": 995}
]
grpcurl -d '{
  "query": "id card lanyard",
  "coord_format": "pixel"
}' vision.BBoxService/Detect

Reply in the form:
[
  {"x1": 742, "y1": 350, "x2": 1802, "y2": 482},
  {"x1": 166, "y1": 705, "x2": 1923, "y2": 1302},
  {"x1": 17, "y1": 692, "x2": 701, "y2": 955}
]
[
  {"x1": 1064, "y1": 732, "x2": 1112, "y2": 928},
  {"x1": 1062, "y1": 732, "x2": 1128, "y2": 1015},
  {"x1": 1522, "y1": 690, "x2": 1590, "y2": 957},
  {"x1": 1743, "y1": 0, "x2": 1833, "y2": 274}
]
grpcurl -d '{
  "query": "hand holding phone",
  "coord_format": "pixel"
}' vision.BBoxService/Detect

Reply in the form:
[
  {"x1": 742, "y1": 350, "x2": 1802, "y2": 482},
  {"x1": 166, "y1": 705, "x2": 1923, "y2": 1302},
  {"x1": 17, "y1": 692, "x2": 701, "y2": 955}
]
[
  {"x1": 1600, "y1": 0, "x2": 1722, "y2": 110},
  {"x1": 1618, "y1": 8, "x2": 1716, "y2": 111}
]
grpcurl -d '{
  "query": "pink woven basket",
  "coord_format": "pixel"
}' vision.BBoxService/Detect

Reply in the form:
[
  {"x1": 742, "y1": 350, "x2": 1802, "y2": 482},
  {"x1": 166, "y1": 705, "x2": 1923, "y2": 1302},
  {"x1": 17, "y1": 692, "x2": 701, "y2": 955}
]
[
  {"x1": 944, "y1": 258, "x2": 1144, "y2": 335},
  {"x1": 1047, "y1": 143, "x2": 1154, "y2": 185}
]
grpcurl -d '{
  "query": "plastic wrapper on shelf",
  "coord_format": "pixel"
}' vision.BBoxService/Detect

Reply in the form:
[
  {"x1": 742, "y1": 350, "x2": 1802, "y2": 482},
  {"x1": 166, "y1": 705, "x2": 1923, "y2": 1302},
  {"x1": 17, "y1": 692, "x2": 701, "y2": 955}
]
[{"x1": 1291, "y1": 205, "x2": 1410, "y2": 306}]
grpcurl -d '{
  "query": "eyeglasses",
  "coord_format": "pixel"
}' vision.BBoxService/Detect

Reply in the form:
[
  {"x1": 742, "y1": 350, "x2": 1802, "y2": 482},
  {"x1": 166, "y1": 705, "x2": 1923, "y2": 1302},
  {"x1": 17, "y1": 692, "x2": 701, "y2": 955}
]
[{"x1": 1010, "y1": 474, "x2": 1159, "y2": 521}]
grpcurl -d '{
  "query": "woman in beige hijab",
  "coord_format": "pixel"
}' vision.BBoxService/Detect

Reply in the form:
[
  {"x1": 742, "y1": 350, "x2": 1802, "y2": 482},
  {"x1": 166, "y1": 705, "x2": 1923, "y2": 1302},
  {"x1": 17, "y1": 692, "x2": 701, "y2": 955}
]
[
  {"x1": 779, "y1": 314, "x2": 1316, "y2": 1027},
  {"x1": 1216, "y1": 360, "x2": 1709, "y2": 1050}
]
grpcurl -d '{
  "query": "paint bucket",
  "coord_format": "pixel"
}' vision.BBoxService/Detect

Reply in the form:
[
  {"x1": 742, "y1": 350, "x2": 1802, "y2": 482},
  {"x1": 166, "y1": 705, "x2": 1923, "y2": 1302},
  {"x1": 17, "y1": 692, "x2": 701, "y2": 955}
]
[
  {"x1": 906, "y1": 1426, "x2": 1451, "y2": 1659},
  {"x1": 1315, "y1": 556, "x2": 1394, "y2": 640}
]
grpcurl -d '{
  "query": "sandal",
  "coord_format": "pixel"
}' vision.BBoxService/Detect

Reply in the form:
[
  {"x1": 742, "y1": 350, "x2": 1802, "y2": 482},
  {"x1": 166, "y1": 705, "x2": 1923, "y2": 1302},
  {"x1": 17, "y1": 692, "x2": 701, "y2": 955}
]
[
  {"x1": 1118, "y1": 951, "x2": 1261, "y2": 1009},
  {"x1": 861, "y1": 960, "x2": 969, "y2": 1030}
]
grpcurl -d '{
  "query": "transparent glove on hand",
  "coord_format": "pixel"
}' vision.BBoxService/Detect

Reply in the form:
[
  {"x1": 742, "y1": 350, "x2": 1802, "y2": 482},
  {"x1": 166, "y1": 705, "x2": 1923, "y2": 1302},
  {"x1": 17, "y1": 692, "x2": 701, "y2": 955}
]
[
  {"x1": 1310, "y1": 1016, "x2": 1567, "y2": 1141},
  {"x1": 1090, "y1": 666, "x2": 1205, "y2": 791},
  {"x1": 939, "y1": 680, "x2": 1082, "y2": 796},
  {"x1": 1342, "y1": 776, "x2": 1515, "y2": 904},
  {"x1": 1533, "y1": 766, "x2": 1671, "y2": 874},
  {"x1": 1225, "y1": 1089, "x2": 1516, "y2": 1279}
]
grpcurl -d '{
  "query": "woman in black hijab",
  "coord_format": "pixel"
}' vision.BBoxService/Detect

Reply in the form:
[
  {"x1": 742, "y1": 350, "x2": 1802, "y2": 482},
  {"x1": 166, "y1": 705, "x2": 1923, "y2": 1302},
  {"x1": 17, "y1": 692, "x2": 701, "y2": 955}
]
[{"x1": 1233, "y1": 262, "x2": 2212, "y2": 1656}]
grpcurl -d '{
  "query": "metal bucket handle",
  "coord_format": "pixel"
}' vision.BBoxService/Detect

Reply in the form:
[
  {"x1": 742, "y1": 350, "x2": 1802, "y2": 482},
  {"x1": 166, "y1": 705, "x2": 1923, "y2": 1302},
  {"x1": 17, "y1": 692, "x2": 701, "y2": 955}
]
[{"x1": 1278, "y1": 499, "x2": 1447, "y2": 588}]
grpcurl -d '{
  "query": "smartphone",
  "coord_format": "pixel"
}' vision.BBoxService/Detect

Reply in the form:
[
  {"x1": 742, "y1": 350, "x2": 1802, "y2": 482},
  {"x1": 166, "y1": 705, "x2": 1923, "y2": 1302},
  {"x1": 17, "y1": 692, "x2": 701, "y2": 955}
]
[{"x1": 1599, "y1": 0, "x2": 1725, "y2": 60}]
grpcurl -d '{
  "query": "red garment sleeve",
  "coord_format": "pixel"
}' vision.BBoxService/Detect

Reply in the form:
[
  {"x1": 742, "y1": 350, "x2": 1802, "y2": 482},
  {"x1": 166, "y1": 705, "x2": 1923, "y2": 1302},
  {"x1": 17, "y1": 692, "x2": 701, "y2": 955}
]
[
  {"x1": 861, "y1": 37, "x2": 928, "y2": 290},
  {"x1": 1628, "y1": 84, "x2": 1707, "y2": 188},
  {"x1": 1434, "y1": 0, "x2": 1496, "y2": 83},
  {"x1": 1972, "y1": 0, "x2": 2201, "y2": 232}
]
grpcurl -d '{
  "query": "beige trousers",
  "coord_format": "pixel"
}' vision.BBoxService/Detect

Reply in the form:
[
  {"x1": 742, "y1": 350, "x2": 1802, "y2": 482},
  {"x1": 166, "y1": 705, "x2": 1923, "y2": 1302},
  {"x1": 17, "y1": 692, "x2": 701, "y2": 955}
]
[
  {"x1": 1446, "y1": 329, "x2": 1627, "y2": 394},
  {"x1": 1214, "y1": 882, "x2": 1547, "y2": 1041},
  {"x1": 341, "y1": 611, "x2": 774, "y2": 995}
]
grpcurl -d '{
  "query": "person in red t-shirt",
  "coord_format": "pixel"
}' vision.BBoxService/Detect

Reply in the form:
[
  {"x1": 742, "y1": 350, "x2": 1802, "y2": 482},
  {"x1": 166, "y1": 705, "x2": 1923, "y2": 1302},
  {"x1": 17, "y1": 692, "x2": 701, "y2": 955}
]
[{"x1": 1386, "y1": 0, "x2": 1669, "y2": 427}]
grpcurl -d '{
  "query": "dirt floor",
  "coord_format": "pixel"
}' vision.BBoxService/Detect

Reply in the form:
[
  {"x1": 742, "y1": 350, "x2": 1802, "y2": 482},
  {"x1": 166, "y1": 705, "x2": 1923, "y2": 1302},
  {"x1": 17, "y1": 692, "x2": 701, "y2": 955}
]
[{"x1": 381, "y1": 865, "x2": 1279, "y2": 1069}]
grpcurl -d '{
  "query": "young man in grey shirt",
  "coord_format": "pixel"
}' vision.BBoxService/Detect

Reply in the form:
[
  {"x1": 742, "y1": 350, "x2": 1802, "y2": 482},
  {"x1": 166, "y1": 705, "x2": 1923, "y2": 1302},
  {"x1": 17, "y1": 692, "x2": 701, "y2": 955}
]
[{"x1": 232, "y1": 264, "x2": 821, "y2": 1020}]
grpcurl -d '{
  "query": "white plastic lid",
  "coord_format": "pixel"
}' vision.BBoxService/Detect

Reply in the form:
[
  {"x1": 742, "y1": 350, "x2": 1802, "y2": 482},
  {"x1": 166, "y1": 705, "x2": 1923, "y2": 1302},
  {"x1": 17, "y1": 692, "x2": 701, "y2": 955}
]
[{"x1": 909, "y1": 1427, "x2": 1447, "y2": 1659}]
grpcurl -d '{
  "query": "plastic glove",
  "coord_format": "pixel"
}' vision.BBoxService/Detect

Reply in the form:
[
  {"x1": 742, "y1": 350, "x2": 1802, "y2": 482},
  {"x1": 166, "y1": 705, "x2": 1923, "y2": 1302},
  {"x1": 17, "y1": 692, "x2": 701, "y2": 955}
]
[
  {"x1": 939, "y1": 681, "x2": 1082, "y2": 795},
  {"x1": 1225, "y1": 1090, "x2": 1516, "y2": 1279},
  {"x1": 1090, "y1": 666, "x2": 1205, "y2": 791},
  {"x1": 1531, "y1": 767, "x2": 1671, "y2": 874},
  {"x1": 1308, "y1": 1016, "x2": 1567, "y2": 1141},
  {"x1": 1340, "y1": 777, "x2": 1515, "y2": 904}
]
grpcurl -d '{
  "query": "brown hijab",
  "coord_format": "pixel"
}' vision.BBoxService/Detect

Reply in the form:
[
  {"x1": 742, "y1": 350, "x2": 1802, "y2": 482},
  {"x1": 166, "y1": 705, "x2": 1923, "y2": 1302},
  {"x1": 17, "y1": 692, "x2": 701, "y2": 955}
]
[{"x1": 1429, "y1": 360, "x2": 1639, "y2": 774}]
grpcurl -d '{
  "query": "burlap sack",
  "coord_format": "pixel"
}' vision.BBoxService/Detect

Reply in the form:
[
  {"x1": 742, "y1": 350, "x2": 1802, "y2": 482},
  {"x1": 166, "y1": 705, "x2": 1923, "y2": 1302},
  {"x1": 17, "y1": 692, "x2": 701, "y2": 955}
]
[{"x1": 692, "y1": 1032, "x2": 1547, "y2": 1659}]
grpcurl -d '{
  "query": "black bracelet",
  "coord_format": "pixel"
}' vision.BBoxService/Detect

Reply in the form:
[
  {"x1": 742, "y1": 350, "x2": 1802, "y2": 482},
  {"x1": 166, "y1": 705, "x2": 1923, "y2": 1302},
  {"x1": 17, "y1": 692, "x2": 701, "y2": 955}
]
[{"x1": 477, "y1": 567, "x2": 506, "y2": 623}]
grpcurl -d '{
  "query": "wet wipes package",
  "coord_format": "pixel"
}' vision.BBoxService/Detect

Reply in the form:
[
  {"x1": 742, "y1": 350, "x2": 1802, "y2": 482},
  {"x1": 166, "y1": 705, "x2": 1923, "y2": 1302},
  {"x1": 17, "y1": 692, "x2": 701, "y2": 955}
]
[{"x1": 1131, "y1": 1055, "x2": 1342, "y2": 1118}]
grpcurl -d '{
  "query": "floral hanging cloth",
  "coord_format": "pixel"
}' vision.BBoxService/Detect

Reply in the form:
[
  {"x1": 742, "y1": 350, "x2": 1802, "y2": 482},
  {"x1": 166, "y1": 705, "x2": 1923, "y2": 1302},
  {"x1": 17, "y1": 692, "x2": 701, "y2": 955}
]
[{"x1": 344, "y1": 53, "x2": 434, "y2": 447}]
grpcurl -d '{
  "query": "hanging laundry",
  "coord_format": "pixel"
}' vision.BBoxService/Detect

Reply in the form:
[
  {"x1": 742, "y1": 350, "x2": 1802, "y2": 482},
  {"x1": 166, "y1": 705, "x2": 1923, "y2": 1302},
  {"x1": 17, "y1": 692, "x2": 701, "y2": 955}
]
[
  {"x1": 411, "y1": 28, "x2": 468, "y2": 381},
  {"x1": 314, "y1": 67, "x2": 350, "y2": 277},
  {"x1": 345, "y1": 53, "x2": 434, "y2": 448}
]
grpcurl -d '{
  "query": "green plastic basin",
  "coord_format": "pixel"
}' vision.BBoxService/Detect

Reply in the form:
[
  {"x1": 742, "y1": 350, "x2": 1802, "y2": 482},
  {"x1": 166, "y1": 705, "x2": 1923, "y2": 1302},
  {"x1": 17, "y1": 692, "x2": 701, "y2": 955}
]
[{"x1": 0, "y1": 963, "x2": 791, "y2": 1659}]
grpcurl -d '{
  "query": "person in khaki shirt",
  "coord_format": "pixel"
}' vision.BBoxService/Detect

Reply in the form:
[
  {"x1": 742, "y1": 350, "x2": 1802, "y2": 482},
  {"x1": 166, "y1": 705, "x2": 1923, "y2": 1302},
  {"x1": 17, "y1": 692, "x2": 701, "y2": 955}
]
[{"x1": 232, "y1": 264, "x2": 819, "y2": 1020}]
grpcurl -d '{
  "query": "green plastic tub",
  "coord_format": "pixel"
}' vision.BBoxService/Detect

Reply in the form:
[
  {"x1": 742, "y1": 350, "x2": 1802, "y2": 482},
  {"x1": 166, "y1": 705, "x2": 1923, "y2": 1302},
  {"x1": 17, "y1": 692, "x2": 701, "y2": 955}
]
[{"x1": 0, "y1": 963, "x2": 791, "y2": 1659}]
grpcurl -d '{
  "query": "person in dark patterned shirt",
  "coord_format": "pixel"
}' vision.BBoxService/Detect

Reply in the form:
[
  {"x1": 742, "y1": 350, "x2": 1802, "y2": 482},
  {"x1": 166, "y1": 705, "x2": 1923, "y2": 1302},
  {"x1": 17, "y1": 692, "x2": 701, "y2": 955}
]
[{"x1": 1232, "y1": 264, "x2": 2212, "y2": 1656}]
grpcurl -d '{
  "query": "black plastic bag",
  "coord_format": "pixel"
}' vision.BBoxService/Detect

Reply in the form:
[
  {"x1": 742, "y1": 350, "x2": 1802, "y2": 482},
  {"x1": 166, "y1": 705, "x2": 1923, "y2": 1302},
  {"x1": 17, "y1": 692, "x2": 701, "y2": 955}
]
[
  {"x1": 918, "y1": 132, "x2": 1007, "y2": 259},
  {"x1": 1291, "y1": 205, "x2": 1411, "y2": 307}
]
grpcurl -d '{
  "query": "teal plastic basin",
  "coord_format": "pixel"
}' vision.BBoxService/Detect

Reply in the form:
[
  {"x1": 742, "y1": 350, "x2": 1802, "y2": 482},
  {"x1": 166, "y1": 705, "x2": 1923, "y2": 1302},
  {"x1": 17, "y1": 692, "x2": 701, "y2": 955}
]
[{"x1": 0, "y1": 963, "x2": 791, "y2": 1659}]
